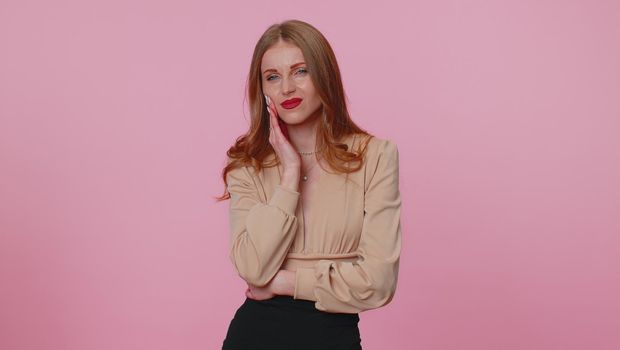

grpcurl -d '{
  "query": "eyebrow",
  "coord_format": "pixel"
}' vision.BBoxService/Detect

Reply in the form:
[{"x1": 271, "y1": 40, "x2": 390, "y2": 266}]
[{"x1": 262, "y1": 62, "x2": 306, "y2": 75}]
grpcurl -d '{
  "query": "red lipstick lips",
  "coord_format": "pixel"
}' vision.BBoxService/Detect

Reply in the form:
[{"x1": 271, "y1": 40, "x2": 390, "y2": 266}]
[{"x1": 281, "y1": 98, "x2": 302, "y2": 109}]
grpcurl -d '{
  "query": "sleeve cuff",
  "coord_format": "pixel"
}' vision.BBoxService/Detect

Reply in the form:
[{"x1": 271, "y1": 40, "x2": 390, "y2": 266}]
[
  {"x1": 268, "y1": 185, "x2": 300, "y2": 216},
  {"x1": 293, "y1": 267, "x2": 317, "y2": 301}
]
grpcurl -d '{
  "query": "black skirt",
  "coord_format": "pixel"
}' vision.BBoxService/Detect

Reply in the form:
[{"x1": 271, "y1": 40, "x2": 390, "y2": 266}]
[{"x1": 222, "y1": 295, "x2": 362, "y2": 350}]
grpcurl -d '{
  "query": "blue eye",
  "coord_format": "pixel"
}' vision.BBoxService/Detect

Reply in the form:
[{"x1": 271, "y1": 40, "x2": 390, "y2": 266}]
[{"x1": 266, "y1": 68, "x2": 307, "y2": 81}]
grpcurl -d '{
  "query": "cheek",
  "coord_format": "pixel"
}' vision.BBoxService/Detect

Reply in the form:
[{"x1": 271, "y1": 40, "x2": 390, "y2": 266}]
[
  {"x1": 262, "y1": 85, "x2": 274, "y2": 95},
  {"x1": 295, "y1": 78, "x2": 312, "y2": 89}
]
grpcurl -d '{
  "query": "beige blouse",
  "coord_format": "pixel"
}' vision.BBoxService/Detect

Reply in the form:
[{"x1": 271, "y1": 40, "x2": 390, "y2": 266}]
[{"x1": 226, "y1": 133, "x2": 402, "y2": 314}]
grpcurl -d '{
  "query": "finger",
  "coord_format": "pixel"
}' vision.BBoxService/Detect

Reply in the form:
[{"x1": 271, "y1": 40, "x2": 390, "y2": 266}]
[
  {"x1": 266, "y1": 97, "x2": 274, "y2": 132},
  {"x1": 267, "y1": 106, "x2": 280, "y2": 136},
  {"x1": 266, "y1": 97, "x2": 276, "y2": 119},
  {"x1": 267, "y1": 105, "x2": 274, "y2": 142},
  {"x1": 269, "y1": 117, "x2": 275, "y2": 144},
  {"x1": 267, "y1": 96, "x2": 276, "y2": 117},
  {"x1": 266, "y1": 101, "x2": 283, "y2": 136},
  {"x1": 270, "y1": 112, "x2": 280, "y2": 145},
  {"x1": 272, "y1": 115, "x2": 286, "y2": 142},
  {"x1": 268, "y1": 99, "x2": 280, "y2": 123}
]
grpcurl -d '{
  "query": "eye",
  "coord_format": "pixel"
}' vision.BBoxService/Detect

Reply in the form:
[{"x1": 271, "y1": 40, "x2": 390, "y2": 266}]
[{"x1": 266, "y1": 68, "x2": 307, "y2": 81}]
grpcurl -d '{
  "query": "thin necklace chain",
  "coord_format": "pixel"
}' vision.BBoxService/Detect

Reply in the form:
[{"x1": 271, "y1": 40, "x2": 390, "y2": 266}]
[
  {"x1": 298, "y1": 149, "x2": 322, "y2": 155},
  {"x1": 297, "y1": 148, "x2": 323, "y2": 181},
  {"x1": 301, "y1": 157, "x2": 320, "y2": 182}
]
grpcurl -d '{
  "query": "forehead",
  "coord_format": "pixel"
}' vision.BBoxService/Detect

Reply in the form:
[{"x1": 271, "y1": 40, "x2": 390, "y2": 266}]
[{"x1": 261, "y1": 41, "x2": 305, "y2": 71}]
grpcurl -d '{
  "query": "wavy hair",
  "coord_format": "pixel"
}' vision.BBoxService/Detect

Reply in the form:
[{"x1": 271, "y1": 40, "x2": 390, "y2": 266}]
[{"x1": 215, "y1": 19, "x2": 373, "y2": 202}]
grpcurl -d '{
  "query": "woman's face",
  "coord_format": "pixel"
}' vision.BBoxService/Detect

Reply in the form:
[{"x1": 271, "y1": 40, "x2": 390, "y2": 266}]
[{"x1": 260, "y1": 40, "x2": 322, "y2": 126}]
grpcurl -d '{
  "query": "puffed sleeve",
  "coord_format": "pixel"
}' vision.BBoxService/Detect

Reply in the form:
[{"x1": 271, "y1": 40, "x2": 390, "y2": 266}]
[
  {"x1": 293, "y1": 139, "x2": 402, "y2": 313},
  {"x1": 227, "y1": 164, "x2": 301, "y2": 287}
]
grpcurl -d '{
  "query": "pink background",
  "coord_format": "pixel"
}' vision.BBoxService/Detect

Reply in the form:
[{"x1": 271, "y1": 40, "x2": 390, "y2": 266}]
[{"x1": 1, "y1": 1, "x2": 619, "y2": 349}]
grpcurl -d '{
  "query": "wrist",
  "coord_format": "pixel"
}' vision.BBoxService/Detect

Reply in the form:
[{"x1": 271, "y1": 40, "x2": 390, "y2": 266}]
[
  {"x1": 280, "y1": 171, "x2": 300, "y2": 193},
  {"x1": 274, "y1": 270, "x2": 296, "y2": 296},
  {"x1": 282, "y1": 168, "x2": 300, "y2": 180}
]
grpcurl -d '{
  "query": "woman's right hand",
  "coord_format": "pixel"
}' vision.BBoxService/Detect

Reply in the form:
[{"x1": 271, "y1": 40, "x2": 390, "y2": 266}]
[{"x1": 266, "y1": 95, "x2": 301, "y2": 173}]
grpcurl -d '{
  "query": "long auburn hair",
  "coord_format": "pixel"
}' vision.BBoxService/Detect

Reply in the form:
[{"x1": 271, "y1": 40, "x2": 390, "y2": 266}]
[{"x1": 215, "y1": 19, "x2": 373, "y2": 202}]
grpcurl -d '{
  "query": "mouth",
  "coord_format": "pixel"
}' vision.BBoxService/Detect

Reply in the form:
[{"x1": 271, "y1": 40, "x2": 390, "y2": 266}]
[{"x1": 281, "y1": 98, "x2": 303, "y2": 109}]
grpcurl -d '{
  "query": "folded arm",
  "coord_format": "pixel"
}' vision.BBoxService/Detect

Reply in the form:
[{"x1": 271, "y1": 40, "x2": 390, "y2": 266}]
[{"x1": 227, "y1": 165, "x2": 300, "y2": 287}]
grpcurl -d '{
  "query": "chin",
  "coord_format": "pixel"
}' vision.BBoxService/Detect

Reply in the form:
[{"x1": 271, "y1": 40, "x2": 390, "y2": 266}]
[
  {"x1": 279, "y1": 114, "x2": 302, "y2": 125},
  {"x1": 280, "y1": 119, "x2": 299, "y2": 126}
]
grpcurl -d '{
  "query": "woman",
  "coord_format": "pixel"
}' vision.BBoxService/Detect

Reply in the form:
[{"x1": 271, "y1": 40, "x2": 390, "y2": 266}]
[{"x1": 217, "y1": 19, "x2": 402, "y2": 349}]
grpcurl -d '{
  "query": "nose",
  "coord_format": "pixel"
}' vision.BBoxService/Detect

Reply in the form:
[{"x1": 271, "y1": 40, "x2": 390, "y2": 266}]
[{"x1": 281, "y1": 75, "x2": 296, "y2": 95}]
